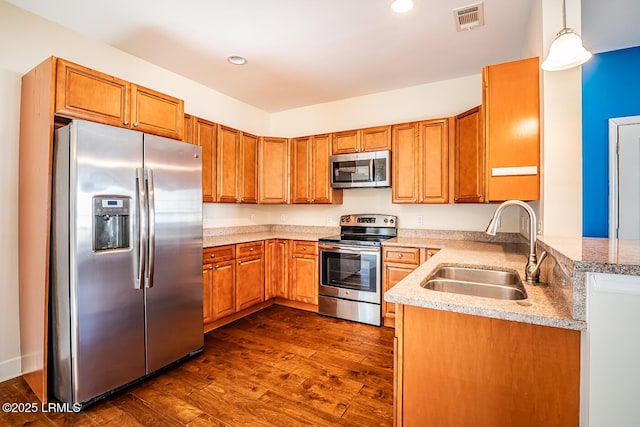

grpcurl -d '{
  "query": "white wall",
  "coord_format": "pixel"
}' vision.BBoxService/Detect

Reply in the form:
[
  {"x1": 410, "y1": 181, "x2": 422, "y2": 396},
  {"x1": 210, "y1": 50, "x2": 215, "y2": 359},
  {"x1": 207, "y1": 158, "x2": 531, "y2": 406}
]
[
  {"x1": 538, "y1": 0, "x2": 583, "y2": 237},
  {"x1": 0, "y1": 69, "x2": 22, "y2": 382}
]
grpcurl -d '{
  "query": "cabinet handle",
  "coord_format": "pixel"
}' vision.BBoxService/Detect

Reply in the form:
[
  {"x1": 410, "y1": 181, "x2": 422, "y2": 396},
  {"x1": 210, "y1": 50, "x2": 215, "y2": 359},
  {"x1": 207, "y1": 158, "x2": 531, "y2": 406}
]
[
  {"x1": 302, "y1": 246, "x2": 307, "y2": 250},
  {"x1": 214, "y1": 265, "x2": 219, "y2": 269},
  {"x1": 123, "y1": 120, "x2": 129, "y2": 126},
  {"x1": 210, "y1": 254, "x2": 215, "y2": 258},
  {"x1": 249, "y1": 247, "x2": 254, "y2": 251},
  {"x1": 398, "y1": 253, "x2": 403, "y2": 258},
  {"x1": 209, "y1": 266, "x2": 213, "y2": 270},
  {"x1": 355, "y1": 148, "x2": 359, "y2": 152},
  {"x1": 292, "y1": 255, "x2": 296, "y2": 258},
  {"x1": 133, "y1": 122, "x2": 139, "y2": 127}
]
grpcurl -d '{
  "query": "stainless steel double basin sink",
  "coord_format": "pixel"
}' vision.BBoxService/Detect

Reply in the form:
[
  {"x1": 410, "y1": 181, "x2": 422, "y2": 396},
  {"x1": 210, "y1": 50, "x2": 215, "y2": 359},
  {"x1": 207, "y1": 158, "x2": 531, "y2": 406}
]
[{"x1": 421, "y1": 265, "x2": 527, "y2": 301}]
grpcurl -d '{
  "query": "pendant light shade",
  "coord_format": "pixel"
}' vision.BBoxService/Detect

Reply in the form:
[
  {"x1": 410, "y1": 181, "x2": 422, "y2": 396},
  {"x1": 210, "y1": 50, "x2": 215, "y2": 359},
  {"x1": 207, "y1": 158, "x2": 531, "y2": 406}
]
[{"x1": 541, "y1": 0, "x2": 592, "y2": 71}]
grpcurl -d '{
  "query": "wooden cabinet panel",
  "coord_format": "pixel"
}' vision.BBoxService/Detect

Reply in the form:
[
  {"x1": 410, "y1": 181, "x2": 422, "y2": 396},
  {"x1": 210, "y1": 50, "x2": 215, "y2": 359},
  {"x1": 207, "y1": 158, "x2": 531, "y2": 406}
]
[
  {"x1": 55, "y1": 58, "x2": 130, "y2": 128},
  {"x1": 194, "y1": 117, "x2": 216, "y2": 203},
  {"x1": 266, "y1": 239, "x2": 289, "y2": 300},
  {"x1": 202, "y1": 263, "x2": 214, "y2": 325},
  {"x1": 420, "y1": 119, "x2": 449, "y2": 203},
  {"x1": 396, "y1": 305, "x2": 580, "y2": 427},
  {"x1": 239, "y1": 132, "x2": 258, "y2": 203},
  {"x1": 361, "y1": 125, "x2": 391, "y2": 152},
  {"x1": 332, "y1": 129, "x2": 359, "y2": 154},
  {"x1": 383, "y1": 246, "x2": 420, "y2": 265},
  {"x1": 392, "y1": 123, "x2": 419, "y2": 203},
  {"x1": 212, "y1": 260, "x2": 236, "y2": 320},
  {"x1": 292, "y1": 134, "x2": 342, "y2": 204},
  {"x1": 290, "y1": 241, "x2": 318, "y2": 305},
  {"x1": 454, "y1": 106, "x2": 484, "y2": 203},
  {"x1": 332, "y1": 126, "x2": 391, "y2": 154},
  {"x1": 236, "y1": 241, "x2": 264, "y2": 258},
  {"x1": 291, "y1": 136, "x2": 311, "y2": 203},
  {"x1": 130, "y1": 84, "x2": 184, "y2": 140},
  {"x1": 484, "y1": 57, "x2": 540, "y2": 201},
  {"x1": 203, "y1": 245, "x2": 235, "y2": 264},
  {"x1": 217, "y1": 125, "x2": 240, "y2": 203},
  {"x1": 183, "y1": 114, "x2": 194, "y2": 144},
  {"x1": 236, "y1": 256, "x2": 265, "y2": 311},
  {"x1": 258, "y1": 137, "x2": 289, "y2": 204}
]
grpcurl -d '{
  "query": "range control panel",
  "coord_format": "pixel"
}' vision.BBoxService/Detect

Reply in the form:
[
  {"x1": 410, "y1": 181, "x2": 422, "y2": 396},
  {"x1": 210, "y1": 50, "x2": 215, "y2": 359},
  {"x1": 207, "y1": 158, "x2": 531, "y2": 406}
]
[{"x1": 339, "y1": 214, "x2": 397, "y2": 228}]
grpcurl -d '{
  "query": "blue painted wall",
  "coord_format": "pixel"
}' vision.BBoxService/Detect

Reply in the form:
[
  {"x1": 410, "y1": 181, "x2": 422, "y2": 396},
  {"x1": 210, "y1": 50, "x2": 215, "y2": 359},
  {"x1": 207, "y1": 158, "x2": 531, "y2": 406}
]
[{"x1": 582, "y1": 46, "x2": 640, "y2": 237}]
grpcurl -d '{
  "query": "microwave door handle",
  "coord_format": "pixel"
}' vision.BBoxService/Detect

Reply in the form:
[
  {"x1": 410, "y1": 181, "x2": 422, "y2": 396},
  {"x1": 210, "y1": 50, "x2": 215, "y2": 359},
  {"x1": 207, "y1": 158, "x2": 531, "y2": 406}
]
[{"x1": 369, "y1": 159, "x2": 375, "y2": 182}]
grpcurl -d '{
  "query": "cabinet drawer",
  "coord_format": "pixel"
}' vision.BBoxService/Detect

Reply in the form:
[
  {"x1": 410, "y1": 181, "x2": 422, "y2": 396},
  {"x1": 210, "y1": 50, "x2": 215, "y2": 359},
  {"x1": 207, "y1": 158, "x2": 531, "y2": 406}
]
[
  {"x1": 292, "y1": 241, "x2": 318, "y2": 256},
  {"x1": 236, "y1": 241, "x2": 264, "y2": 259},
  {"x1": 203, "y1": 245, "x2": 235, "y2": 264},
  {"x1": 383, "y1": 247, "x2": 420, "y2": 265}
]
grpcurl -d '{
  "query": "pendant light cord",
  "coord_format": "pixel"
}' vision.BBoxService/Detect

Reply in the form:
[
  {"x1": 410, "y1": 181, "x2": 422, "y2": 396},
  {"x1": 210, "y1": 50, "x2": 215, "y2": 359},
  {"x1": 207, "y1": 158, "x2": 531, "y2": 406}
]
[{"x1": 562, "y1": 0, "x2": 567, "y2": 29}]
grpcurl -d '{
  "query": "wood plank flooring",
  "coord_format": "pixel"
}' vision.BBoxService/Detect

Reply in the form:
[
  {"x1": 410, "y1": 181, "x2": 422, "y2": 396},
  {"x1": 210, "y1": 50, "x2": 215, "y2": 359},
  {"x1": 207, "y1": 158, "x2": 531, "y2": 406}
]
[{"x1": 0, "y1": 305, "x2": 394, "y2": 426}]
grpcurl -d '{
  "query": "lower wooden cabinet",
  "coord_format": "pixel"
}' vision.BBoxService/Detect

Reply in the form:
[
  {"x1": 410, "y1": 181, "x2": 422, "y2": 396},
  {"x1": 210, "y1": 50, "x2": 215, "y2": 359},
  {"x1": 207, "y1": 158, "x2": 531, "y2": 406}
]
[
  {"x1": 382, "y1": 246, "x2": 437, "y2": 327},
  {"x1": 290, "y1": 241, "x2": 318, "y2": 305},
  {"x1": 236, "y1": 241, "x2": 265, "y2": 310},
  {"x1": 265, "y1": 239, "x2": 289, "y2": 299},
  {"x1": 394, "y1": 304, "x2": 580, "y2": 427}
]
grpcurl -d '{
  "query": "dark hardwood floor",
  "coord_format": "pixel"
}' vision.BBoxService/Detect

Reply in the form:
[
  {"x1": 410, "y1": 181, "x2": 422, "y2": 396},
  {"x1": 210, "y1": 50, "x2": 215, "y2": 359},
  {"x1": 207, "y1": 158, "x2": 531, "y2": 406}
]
[{"x1": 0, "y1": 305, "x2": 395, "y2": 426}]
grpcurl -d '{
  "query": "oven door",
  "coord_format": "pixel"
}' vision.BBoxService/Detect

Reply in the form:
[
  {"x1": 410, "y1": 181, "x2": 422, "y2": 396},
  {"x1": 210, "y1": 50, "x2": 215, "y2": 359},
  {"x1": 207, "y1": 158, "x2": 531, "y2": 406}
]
[{"x1": 319, "y1": 244, "x2": 381, "y2": 304}]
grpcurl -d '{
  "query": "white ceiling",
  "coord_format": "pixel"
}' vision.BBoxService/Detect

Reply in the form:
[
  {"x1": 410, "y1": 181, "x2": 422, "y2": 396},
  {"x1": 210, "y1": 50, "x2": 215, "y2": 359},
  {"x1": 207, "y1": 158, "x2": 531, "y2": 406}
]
[{"x1": 6, "y1": 0, "x2": 640, "y2": 113}]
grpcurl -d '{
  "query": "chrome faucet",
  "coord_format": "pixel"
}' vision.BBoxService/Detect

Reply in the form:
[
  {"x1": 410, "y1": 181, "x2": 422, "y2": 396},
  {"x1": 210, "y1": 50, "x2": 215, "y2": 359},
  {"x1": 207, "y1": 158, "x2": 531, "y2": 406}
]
[{"x1": 485, "y1": 200, "x2": 547, "y2": 283}]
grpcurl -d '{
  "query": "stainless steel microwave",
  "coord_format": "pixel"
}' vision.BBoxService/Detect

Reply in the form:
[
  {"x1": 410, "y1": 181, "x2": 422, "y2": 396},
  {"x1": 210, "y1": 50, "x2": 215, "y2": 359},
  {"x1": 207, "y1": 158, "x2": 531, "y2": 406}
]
[{"x1": 330, "y1": 150, "x2": 391, "y2": 188}]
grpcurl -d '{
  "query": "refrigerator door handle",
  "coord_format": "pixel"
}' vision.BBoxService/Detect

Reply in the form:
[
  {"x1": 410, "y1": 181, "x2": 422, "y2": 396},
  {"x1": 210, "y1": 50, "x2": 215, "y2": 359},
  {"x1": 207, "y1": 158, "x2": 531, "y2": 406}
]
[
  {"x1": 135, "y1": 168, "x2": 147, "y2": 290},
  {"x1": 146, "y1": 169, "x2": 156, "y2": 289}
]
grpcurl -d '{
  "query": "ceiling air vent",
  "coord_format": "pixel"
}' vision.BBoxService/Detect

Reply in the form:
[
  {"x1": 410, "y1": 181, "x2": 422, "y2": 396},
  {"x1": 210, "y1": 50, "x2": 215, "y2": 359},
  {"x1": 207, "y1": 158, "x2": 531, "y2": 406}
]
[{"x1": 453, "y1": 3, "x2": 485, "y2": 32}]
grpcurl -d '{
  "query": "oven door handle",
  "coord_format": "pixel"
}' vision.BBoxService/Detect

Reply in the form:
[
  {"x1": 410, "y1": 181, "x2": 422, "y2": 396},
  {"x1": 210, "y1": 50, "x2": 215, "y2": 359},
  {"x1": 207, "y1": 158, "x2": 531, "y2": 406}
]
[{"x1": 319, "y1": 244, "x2": 381, "y2": 254}]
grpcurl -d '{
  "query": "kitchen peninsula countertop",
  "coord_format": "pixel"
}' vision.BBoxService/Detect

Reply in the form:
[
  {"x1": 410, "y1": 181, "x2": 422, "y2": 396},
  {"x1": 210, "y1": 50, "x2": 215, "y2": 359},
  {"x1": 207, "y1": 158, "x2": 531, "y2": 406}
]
[{"x1": 383, "y1": 237, "x2": 587, "y2": 330}]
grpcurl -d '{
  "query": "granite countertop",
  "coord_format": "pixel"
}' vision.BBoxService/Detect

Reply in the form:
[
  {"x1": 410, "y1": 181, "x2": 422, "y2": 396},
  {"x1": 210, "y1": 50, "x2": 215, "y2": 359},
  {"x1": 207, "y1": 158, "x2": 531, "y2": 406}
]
[
  {"x1": 383, "y1": 238, "x2": 587, "y2": 330},
  {"x1": 203, "y1": 225, "x2": 337, "y2": 248}
]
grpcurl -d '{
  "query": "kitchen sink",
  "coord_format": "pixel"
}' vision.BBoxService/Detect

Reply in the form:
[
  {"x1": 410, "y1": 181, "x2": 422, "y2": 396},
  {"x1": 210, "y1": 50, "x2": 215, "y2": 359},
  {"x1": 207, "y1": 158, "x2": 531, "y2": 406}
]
[{"x1": 421, "y1": 266, "x2": 527, "y2": 300}]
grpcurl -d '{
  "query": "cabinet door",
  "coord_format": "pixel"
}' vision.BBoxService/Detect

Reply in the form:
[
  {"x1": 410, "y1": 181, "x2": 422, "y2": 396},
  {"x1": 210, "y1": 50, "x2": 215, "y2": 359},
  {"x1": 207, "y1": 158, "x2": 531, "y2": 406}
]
[
  {"x1": 195, "y1": 118, "x2": 216, "y2": 203},
  {"x1": 258, "y1": 137, "x2": 289, "y2": 204},
  {"x1": 392, "y1": 123, "x2": 420, "y2": 203},
  {"x1": 291, "y1": 136, "x2": 312, "y2": 203},
  {"x1": 239, "y1": 132, "x2": 258, "y2": 203},
  {"x1": 130, "y1": 84, "x2": 184, "y2": 140},
  {"x1": 419, "y1": 119, "x2": 449, "y2": 204},
  {"x1": 266, "y1": 239, "x2": 289, "y2": 299},
  {"x1": 182, "y1": 114, "x2": 194, "y2": 144},
  {"x1": 454, "y1": 106, "x2": 484, "y2": 203},
  {"x1": 236, "y1": 256, "x2": 265, "y2": 311},
  {"x1": 484, "y1": 57, "x2": 540, "y2": 201},
  {"x1": 332, "y1": 129, "x2": 360, "y2": 154},
  {"x1": 312, "y1": 134, "x2": 341, "y2": 204},
  {"x1": 217, "y1": 125, "x2": 240, "y2": 203},
  {"x1": 55, "y1": 58, "x2": 130, "y2": 128},
  {"x1": 202, "y1": 263, "x2": 214, "y2": 325},
  {"x1": 361, "y1": 125, "x2": 391, "y2": 152},
  {"x1": 212, "y1": 260, "x2": 236, "y2": 320},
  {"x1": 382, "y1": 263, "x2": 416, "y2": 321},
  {"x1": 291, "y1": 253, "x2": 318, "y2": 305}
]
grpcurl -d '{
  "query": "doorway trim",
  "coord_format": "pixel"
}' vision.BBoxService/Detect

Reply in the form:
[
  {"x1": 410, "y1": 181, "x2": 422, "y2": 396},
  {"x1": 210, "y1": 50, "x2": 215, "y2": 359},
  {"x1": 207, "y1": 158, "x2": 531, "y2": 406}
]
[{"x1": 608, "y1": 115, "x2": 640, "y2": 238}]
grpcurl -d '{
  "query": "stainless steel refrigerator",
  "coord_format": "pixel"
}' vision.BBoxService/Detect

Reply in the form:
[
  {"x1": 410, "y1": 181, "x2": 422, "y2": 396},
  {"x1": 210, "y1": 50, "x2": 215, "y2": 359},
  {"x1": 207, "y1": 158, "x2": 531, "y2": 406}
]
[{"x1": 50, "y1": 119, "x2": 204, "y2": 406}]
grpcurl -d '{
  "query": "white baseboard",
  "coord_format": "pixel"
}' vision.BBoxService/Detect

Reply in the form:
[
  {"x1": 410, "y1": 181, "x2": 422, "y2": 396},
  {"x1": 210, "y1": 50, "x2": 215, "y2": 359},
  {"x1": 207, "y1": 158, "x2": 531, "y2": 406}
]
[{"x1": 0, "y1": 356, "x2": 22, "y2": 383}]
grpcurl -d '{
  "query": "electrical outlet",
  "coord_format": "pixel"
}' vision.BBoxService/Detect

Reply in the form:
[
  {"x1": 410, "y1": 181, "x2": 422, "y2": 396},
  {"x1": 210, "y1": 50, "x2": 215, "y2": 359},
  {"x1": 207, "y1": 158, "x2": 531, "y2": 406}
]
[
  {"x1": 416, "y1": 215, "x2": 423, "y2": 226},
  {"x1": 249, "y1": 214, "x2": 256, "y2": 222},
  {"x1": 280, "y1": 214, "x2": 287, "y2": 223},
  {"x1": 537, "y1": 219, "x2": 543, "y2": 235}
]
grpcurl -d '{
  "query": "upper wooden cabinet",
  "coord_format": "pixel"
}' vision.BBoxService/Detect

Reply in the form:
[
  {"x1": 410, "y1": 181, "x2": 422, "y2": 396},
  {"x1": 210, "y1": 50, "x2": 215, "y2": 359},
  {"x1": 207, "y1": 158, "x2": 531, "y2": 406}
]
[
  {"x1": 454, "y1": 106, "x2": 484, "y2": 203},
  {"x1": 483, "y1": 57, "x2": 540, "y2": 201},
  {"x1": 239, "y1": 132, "x2": 258, "y2": 204},
  {"x1": 291, "y1": 134, "x2": 343, "y2": 204},
  {"x1": 55, "y1": 58, "x2": 184, "y2": 140},
  {"x1": 331, "y1": 125, "x2": 391, "y2": 154},
  {"x1": 392, "y1": 118, "x2": 450, "y2": 204},
  {"x1": 258, "y1": 137, "x2": 289, "y2": 204},
  {"x1": 194, "y1": 117, "x2": 217, "y2": 203}
]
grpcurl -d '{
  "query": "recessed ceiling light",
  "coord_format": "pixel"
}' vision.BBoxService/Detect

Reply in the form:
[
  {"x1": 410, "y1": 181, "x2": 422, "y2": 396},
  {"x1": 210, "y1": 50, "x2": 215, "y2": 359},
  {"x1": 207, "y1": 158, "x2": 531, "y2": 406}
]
[
  {"x1": 391, "y1": 0, "x2": 414, "y2": 13},
  {"x1": 227, "y1": 56, "x2": 247, "y2": 65}
]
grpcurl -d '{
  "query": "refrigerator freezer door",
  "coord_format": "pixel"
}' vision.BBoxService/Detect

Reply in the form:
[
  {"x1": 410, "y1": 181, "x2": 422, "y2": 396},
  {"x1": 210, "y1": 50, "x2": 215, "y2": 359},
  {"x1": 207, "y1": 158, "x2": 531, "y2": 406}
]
[
  {"x1": 69, "y1": 120, "x2": 146, "y2": 403},
  {"x1": 143, "y1": 134, "x2": 204, "y2": 373}
]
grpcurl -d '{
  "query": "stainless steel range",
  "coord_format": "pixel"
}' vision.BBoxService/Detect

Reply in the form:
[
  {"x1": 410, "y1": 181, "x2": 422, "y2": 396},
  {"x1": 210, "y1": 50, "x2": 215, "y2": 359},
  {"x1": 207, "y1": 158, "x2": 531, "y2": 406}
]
[{"x1": 318, "y1": 214, "x2": 397, "y2": 326}]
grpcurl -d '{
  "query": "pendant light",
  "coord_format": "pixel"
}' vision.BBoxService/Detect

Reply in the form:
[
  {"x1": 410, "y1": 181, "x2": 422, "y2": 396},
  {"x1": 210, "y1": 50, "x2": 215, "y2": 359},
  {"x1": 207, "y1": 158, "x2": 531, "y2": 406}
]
[
  {"x1": 541, "y1": 0, "x2": 592, "y2": 71},
  {"x1": 391, "y1": 0, "x2": 414, "y2": 13}
]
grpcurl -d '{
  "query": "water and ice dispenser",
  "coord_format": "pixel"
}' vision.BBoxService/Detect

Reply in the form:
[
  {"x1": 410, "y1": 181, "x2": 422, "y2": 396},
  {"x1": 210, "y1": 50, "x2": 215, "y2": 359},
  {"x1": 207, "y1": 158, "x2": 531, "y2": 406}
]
[{"x1": 93, "y1": 196, "x2": 131, "y2": 251}]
